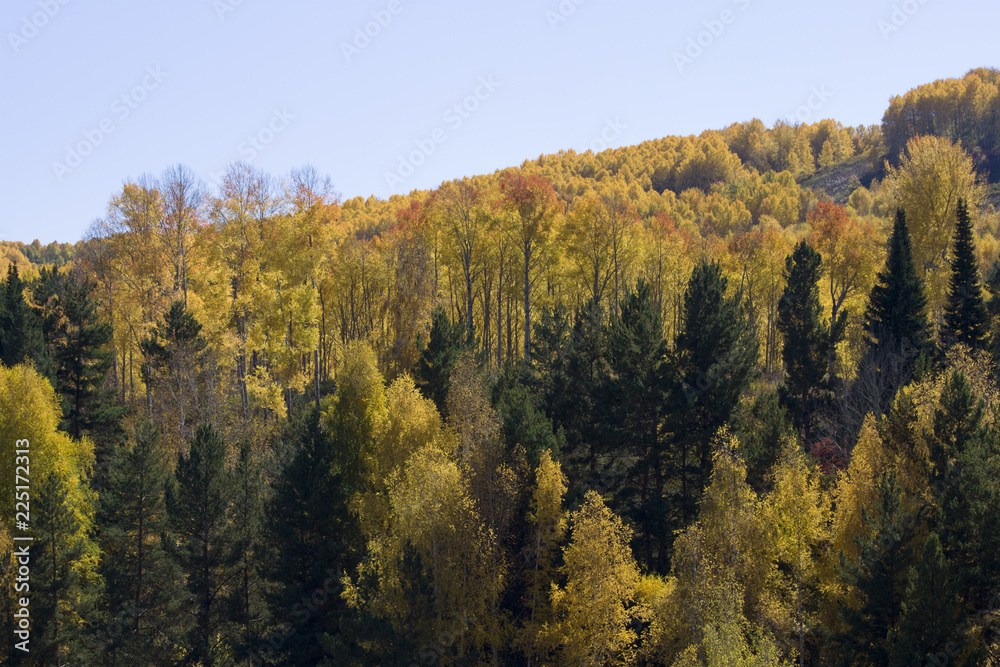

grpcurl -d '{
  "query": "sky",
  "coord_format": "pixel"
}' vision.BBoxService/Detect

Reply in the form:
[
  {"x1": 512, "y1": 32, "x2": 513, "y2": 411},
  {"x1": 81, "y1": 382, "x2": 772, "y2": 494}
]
[{"x1": 1, "y1": 0, "x2": 997, "y2": 244}]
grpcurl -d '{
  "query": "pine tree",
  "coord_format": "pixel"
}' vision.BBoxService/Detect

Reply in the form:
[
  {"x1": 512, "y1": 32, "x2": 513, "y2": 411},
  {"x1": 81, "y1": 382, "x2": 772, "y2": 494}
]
[
  {"x1": 226, "y1": 439, "x2": 272, "y2": 663},
  {"x1": 413, "y1": 306, "x2": 467, "y2": 419},
  {"x1": 56, "y1": 271, "x2": 123, "y2": 446},
  {"x1": 890, "y1": 533, "x2": 958, "y2": 666},
  {"x1": 834, "y1": 470, "x2": 915, "y2": 666},
  {"x1": 0, "y1": 263, "x2": 44, "y2": 369},
  {"x1": 607, "y1": 280, "x2": 667, "y2": 570},
  {"x1": 941, "y1": 197, "x2": 988, "y2": 352},
  {"x1": 777, "y1": 240, "x2": 838, "y2": 440},
  {"x1": 98, "y1": 420, "x2": 185, "y2": 664},
  {"x1": 33, "y1": 470, "x2": 100, "y2": 665},
  {"x1": 864, "y1": 208, "x2": 931, "y2": 363},
  {"x1": 265, "y1": 409, "x2": 362, "y2": 666},
  {"x1": 666, "y1": 260, "x2": 758, "y2": 530},
  {"x1": 166, "y1": 424, "x2": 238, "y2": 666}
]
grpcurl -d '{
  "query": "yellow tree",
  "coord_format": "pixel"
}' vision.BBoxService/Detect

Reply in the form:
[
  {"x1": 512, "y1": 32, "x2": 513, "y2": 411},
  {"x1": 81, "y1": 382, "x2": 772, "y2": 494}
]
[
  {"x1": 547, "y1": 491, "x2": 640, "y2": 666},
  {"x1": 431, "y1": 177, "x2": 490, "y2": 341},
  {"x1": 882, "y1": 136, "x2": 986, "y2": 321},
  {"x1": 766, "y1": 441, "x2": 829, "y2": 663},
  {"x1": 498, "y1": 171, "x2": 561, "y2": 361},
  {"x1": 809, "y1": 201, "x2": 880, "y2": 376}
]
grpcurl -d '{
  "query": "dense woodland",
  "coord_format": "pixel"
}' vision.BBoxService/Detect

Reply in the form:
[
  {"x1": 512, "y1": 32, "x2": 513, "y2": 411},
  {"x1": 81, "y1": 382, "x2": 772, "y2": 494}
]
[{"x1": 3, "y1": 68, "x2": 1000, "y2": 665}]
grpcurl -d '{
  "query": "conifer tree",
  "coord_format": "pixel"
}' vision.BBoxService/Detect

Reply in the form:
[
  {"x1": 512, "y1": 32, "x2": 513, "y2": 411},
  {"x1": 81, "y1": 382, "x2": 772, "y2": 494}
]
[
  {"x1": 834, "y1": 470, "x2": 915, "y2": 666},
  {"x1": 941, "y1": 197, "x2": 988, "y2": 352},
  {"x1": 166, "y1": 424, "x2": 238, "y2": 666},
  {"x1": 777, "y1": 240, "x2": 838, "y2": 440},
  {"x1": 608, "y1": 280, "x2": 667, "y2": 569},
  {"x1": 413, "y1": 306, "x2": 467, "y2": 418},
  {"x1": 863, "y1": 208, "x2": 931, "y2": 363},
  {"x1": 34, "y1": 470, "x2": 100, "y2": 665},
  {"x1": 56, "y1": 271, "x2": 122, "y2": 446},
  {"x1": 890, "y1": 533, "x2": 958, "y2": 667},
  {"x1": 98, "y1": 420, "x2": 184, "y2": 664},
  {"x1": 0, "y1": 263, "x2": 44, "y2": 369},
  {"x1": 666, "y1": 260, "x2": 758, "y2": 529},
  {"x1": 266, "y1": 409, "x2": 361, "y2": 666}
]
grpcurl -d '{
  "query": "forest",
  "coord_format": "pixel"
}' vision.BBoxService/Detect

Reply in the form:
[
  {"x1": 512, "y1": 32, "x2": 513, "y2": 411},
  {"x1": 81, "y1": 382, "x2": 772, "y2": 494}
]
[{"x1": 2, "y1": 68, "x2": 1000, "y2": 665}]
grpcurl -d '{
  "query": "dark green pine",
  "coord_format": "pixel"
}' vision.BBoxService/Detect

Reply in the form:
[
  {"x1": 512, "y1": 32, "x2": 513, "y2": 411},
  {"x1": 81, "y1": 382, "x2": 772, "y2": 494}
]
[
  {"x1": 777, "y1": 240, "x2": 833, "y2": 439},
  {"x1": 942, "y1": 197, "x2": 988, "y2": 351},
  {"x1": 864, "y1": 208, "x2": 931, "y2": 358},
  {"x1": 413, "y1": 306, "x2": 468, "y2": 419}
]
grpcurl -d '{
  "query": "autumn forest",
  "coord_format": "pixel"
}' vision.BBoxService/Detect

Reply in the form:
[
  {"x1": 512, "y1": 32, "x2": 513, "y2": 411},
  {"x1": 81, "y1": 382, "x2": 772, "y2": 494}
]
[{"x1": 4, "y1": 69, "x2": 1000, "y2": 665}]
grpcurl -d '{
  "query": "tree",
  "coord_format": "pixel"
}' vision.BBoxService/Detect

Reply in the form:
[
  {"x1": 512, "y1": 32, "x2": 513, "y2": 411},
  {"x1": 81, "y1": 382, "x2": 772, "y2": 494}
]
[
  {"x1": 666, "y1": 260, "x2": 758, "y2": 528},
  {"x1": 55, "y1": 270, "x2": 123, "y2": 447},
  {"x1": 98, "y1": 420, "x2": 184, "y2": 664},
  {"x1": 0, "y1": 263, "x2": 44, "y2": 369},
  {"x1": 882, "y1": 135, "x2": 986, "y2": 319},
  {"x1": 608, "y1": 280, "x2": 667, "y2": 569},
  {"x1": 166, "y1": 424, "x2": 238, "y2": 666},
  {"x1": 141, "y1": 301, "x2": 209, "y2": 450},
  {"x1": 809, "y1": 202, "x2": 879, "y2": 378},
  {"x1": 862, "y1": 208, "x2": 931, "y2": 386},
  {"x1": 890, "y1": 533, "x2": 958, "y2": 667},
  {"x1": 834, "y1": 471, "x2": 915, "y2": 666},
  {"x1": 777, "y1": 241, "x2": 837, "y2": 441},
  {"x1": 546, "y1": 491, "x2": 640, "y2": 666},
  {"x1": 266, "y1": 409, "x2": 361, "y2": 666},
  {"x1": 498, "y1": 171, "x2": 560, "y2": 362},
  {"x1": 33, "y1": 469, "x2": 101, "y2": 665},
  {"x1": 413, "y1": 306, "x2": 467, "y2": 419},
  {"x1": 941, "y1": 198, "x2": 989, "y2": 352},
  {"x1": 432, "y1": 178, "x2": 488, "y2": 341}
]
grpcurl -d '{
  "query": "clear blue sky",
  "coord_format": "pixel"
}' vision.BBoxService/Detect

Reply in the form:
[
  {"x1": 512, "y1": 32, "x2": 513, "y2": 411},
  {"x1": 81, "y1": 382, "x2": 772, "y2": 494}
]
[{"x1": 2, "y1": 0, "x2": 996, "y2": 243}]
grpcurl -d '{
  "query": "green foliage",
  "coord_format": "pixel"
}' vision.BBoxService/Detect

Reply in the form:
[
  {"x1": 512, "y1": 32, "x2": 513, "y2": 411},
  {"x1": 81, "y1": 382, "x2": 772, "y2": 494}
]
[
  {"x1": 97, "y1": 420, "x2": 184, "y2": 664},
  {"x1": 890, "y1": 533, "x2": 958, "y2": 667},
  {"x1": 413, "y1": 306, "x2": 467, "y2": 419},
  {"x1": 777, "y1": 241, "x2": 835, "y2": 439},
  {"x1": 666, "y1": 260, "x2": 759, "y2": 528},
  {"x1": 166, "y1": 424, "x2": 238, "y2": 666},
  {"x1": 0, "y1": 264, "x2": 44, "y2": 371},
  {"x1": 941, "y1": 198, "x2": 989, "y2": 352},
  {"x1": 834, "y1": 471, "x2": 915, "y2": 666}
]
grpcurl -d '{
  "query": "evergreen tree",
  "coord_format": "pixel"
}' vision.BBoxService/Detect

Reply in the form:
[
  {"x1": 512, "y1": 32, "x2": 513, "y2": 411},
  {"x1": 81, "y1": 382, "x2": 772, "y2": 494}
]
[
  {"x1": 666, "y1": 260, "x2": 758, "y2": 530},
  {"x1": 607, "y1": 280, "x2": 668, "y2": 570},
  {"x1": 413, "y1": 306, "x2": 468, "y2": 419},
  {"x1": 929, "y1": 372, "x2": 1000, "y2": 614},
  {"x1": 265, "y1": 409, "x2": 362, "y2": 666},
  {"x1": 941, "y1": 197, "x2": 988, "y2": 352},
  {"x1": 490, "y1": 363, "x2": 564, "y2": 466},
  {"x1": 166, "y1": 424, "x2": 238, "y2": 666},
  {"x1": 834, "y1": 470, "x2": 915, "y2": 666},
  {"x1": 863, "y1": 208, "x2": 931, "y2": 365},
  {"x1": 0, "y1": 263, "x2": 44, "y2": 369},
  {"x1": 777, "y1": 240, "x2": 840, "y2": 441},
  {"x1": 890, "y1": 533, "x2": 958, "y2": 666},
  {"x1": 556, "y1": 297, "x2": 611, "y2": 502},
  {"x1": 33, "y1": 470, "x2": 100, "y2": 665},
  {"x1": 56, "y1": 271, "x2": 123, "y2": 446},
  {"x1": 226, "y1": 439, "x2": 272, "y2": 663},
  {"x1": 98, "y1": 420, "x2": 185, "y2": 664}
]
